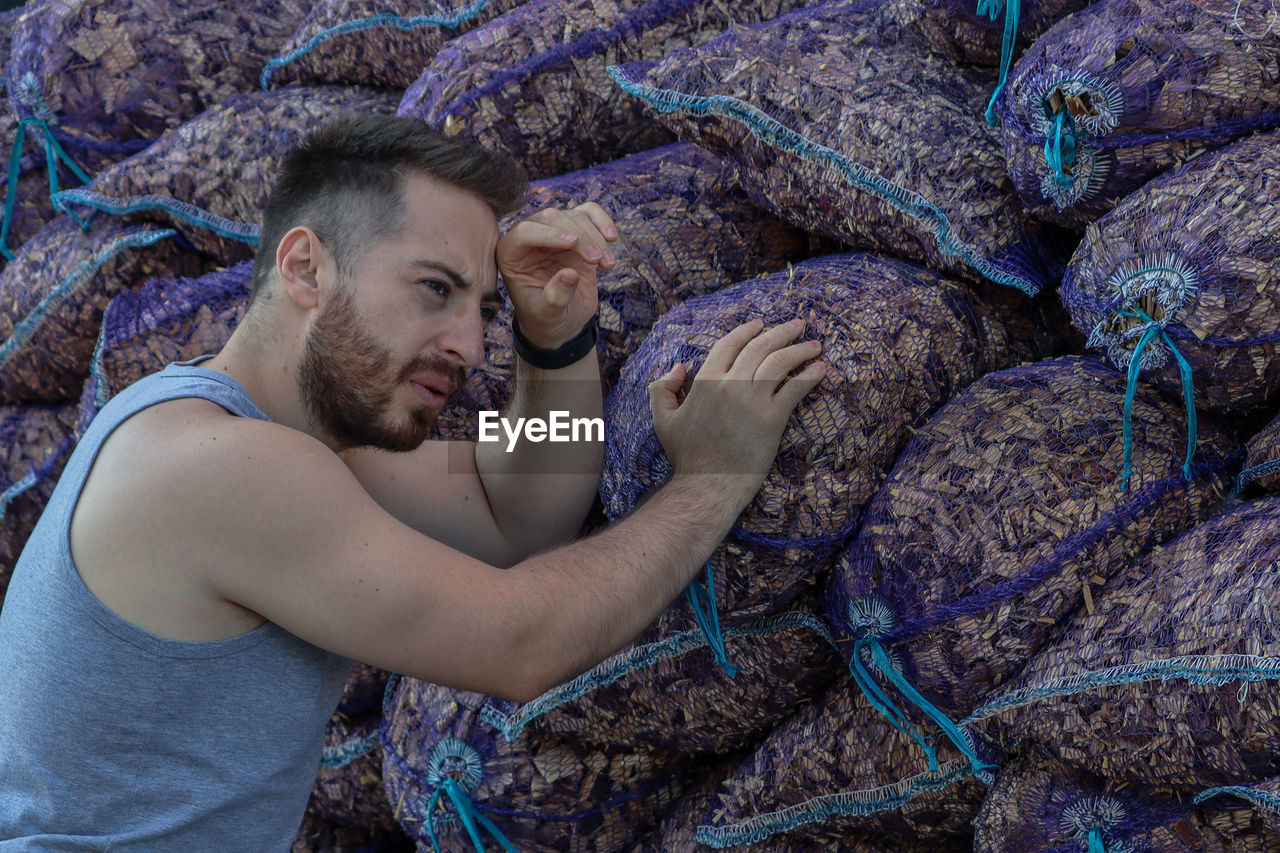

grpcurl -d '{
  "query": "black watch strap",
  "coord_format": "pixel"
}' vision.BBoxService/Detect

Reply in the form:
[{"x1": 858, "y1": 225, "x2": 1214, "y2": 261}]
[{"x1": 511, "y1": 315, "x2": 599, "y2": 370}]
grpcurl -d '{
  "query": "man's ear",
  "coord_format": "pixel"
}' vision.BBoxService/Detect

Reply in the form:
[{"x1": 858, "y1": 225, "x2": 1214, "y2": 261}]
[{"x1": 275, "y1": 226, "x2": 327, "y2": 310}]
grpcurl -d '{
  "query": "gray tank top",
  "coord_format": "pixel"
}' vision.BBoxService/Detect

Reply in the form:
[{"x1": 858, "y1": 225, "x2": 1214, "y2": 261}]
[{"x1": 0, "y1": 359, "x2": 353, "y2": 850}]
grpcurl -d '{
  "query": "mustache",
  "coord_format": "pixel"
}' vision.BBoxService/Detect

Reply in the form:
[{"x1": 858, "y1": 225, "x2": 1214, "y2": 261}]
[{"x1": 399, "y1": 353, "x2": 468, "y2": 395}]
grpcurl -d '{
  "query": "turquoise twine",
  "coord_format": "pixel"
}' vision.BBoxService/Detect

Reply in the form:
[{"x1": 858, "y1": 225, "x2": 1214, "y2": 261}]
[
  {"x1": 1, "y1": 117, "x2": 95, "y2": 259},
  {"x1": 849, "y1": 636, "x2": 939, "y2": 773},
  {"x1": 1088, "y1": 825, "x2": 1106, "y2": 853},
  {"x1": 982, "y1": 0, "x2": 1021, "y2": 126},
  {"x1": 1117, "y1": 305, "x2": 1198, "y2": 490},
  {"x1": 686, "y1": 560, "x2": 739, "y2": 677},
  {"x1": 425, "y1": 778, "x2": 518, "y2": 853},
  {"x1": 1044, "y1": 105, "x2": 1078, "y2": 190}
]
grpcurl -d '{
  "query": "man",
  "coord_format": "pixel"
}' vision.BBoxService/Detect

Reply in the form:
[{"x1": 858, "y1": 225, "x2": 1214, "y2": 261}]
[{"x1": 0, "y1": 114, "x2": 825, "y2": 848}]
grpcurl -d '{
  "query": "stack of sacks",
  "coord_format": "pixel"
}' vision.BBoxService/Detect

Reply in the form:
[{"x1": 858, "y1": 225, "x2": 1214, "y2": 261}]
[
  {"x1": 54, "y1": 87, "x2": 400, "y2": 265},
  {"x1": 430, "y1": 141, "x2": 820, "y2": 441},
  {"x1": 608, "y1": 0, "x2": 1076, "y2": 299},
  {"x1": 974, "y1": 751, "x2": 1280, "y2": 852},
  {"x1": 397, "y1": 0, "x2": 821, "y2": 179},
  {"x1": 992, "y1": 0, "x2": 1280, "y2": 228},
  {"x1": 262, "y1": 0, "x2": 527, "y2": 91},
  {"x1": 965, "y1": 495, "x2": 1280, "y2": 796}
]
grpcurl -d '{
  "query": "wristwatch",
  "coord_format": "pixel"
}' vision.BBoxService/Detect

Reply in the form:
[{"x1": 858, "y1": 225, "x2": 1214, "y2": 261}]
[{"x1": 511, "y1": 315, "x2": 599, "y2": 370}]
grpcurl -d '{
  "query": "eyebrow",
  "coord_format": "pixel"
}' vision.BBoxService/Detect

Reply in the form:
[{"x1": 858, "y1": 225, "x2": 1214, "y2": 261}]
[{"x1": 408, "y1": 259, "x2": 502, "y2": 305}]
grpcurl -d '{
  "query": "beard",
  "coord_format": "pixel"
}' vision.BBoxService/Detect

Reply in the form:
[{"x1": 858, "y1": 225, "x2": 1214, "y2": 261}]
[{"x1": 297, "y1": 285, "x2": 467, "y2": 452}]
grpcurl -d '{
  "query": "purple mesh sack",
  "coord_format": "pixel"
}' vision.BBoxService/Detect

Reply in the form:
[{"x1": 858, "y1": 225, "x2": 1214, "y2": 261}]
[
  {"x1": 993, "y1": 0, "x2": 1280, "y2": 229},
  {"x1": 0, "y1": 215, "x2": 214, "y2": 404},
  {"x1": 965, "y1": 495, "x2": 1280, "y2": 792},
  {"x1": 825, "y1": 355, "x2": 1238, "y2": 777},
  {"x1": 891, "y1": 0, "x2": 1092, "y2": 67},
  {"x1": 0, "y1": 401, "x2": 78, "y2": 604},
  {"x1": 1198, "y1": 778, "x2": 1280, "y2": 840},
  {"x1": 312, "y1": 709, "x2": 398, "y2": 833},
  {"x1": 1061, "y1": 128, "x2": 1280, "y2": 435},
  {"x1": 691, "y1": 674, "x2": 993, "y2": 849},
  {"x1": 429, "y1": 142, "x2": 820, "y2": 441},
  {"x1": 602, "y1": 253, "x2": 1073, "y2": 630},
  {"x1": 262, "y1": 0, "x2": 526, "y2": 90},
  {"x1": 380, "y1": 676, "x2": 693, "y2": 851},
  {"x1": 973, "y1": 751, "x2": 1280, "y2": 853},
  {"x1": 397, "y1": 0, "x2": 817, "y2": 180},
  {"x1": 485, "y1": 606, "x2": 839, "y2": 755},
  {"x1": 54, "y1": 87, "x2": 399, "y2": 265},
  {"x1": 609, "y1": 1, "x2": 1075, "y2": 297},
  {"x1": 5, "y1": 0, "x2": 309, "y2": 184},
  {"x1": 1238, "y1": 409, "x2": 1280, "y2": 497},
  {"x1": 291, "y1": 800, "x2": 413, "y2": 853},
  {"x1": 337, "y1": 661, "x2": 392, "y2": 718}
]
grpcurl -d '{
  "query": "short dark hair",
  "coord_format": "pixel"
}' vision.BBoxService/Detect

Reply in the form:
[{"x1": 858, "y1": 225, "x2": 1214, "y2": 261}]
[{"x1": 250, "y1": 113, "x2": 528, "y2": 302}]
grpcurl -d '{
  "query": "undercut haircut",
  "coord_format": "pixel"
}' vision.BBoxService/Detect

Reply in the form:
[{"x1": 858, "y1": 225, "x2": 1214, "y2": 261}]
[{"x1": 249, "y1": 113, "x2": 528, "y2": 304}]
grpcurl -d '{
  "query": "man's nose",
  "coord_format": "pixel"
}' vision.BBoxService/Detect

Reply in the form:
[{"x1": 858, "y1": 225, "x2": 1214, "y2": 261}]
[{"x1": 439, "y1": 308, "x2": 487, "y2": 369}]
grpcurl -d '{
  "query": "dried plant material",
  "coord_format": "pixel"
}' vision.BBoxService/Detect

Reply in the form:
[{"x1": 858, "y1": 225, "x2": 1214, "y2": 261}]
[
  {"x1": 610, "y1": 1, "x2": 1073, "y2": 297},
  {"x1": 0, "y1": 402, "x2": 78, "y2": 604},
  {"x1": 263, "y1": 0, "x2": 526, "y2": 90},
  {"x1": 829, "y1": 356, "x2": 1239, "y2": 722},
  {"x1": 82, "y1": 262, "x2": 251, "y2": 423},
  {"x1": 6, "y1": 0, "x2": 309, "y2": 172},
  {"x1": 381, "y1": 677, "x2": 693, "y2": 851},
  {"x1": 0, "y1": 10, "x2": 59, "y2": 261},
  {"x1": 1239, "y1": 409, "x2": 1280, "y2": 496},
  {"x1": 602, "y1": 253, "x2": 1073, "y2": 627},
  {"x1": 398, "y1": 0, "x2": 816, "y2": 180},
  {"x1": 0, "y1": 216, "x2": 215, "y2": 404},
  {"x1": 889, "y1": 0, "x2": 1091, "y2": 66},
  {"x1": 55, "y1": 87, "x2": 399, "y2": 265},
  {"x1": 996, "y1": 0, "x2": 1280, "y2": 228},
  {"x1": 291, "y1": 799, "x2": 413, "y2": 853},
  {"x1": 430, "y1": 142, "x2": 822, "y2": 441},
  {"x1": 336, "y1": 661, "x2": 391, "y2": 718},
  {"x1": 1062, "y1": 128, "x2": 1280, "y2": 419},
  {"x1": 311, "y1": 710, "x2": 397, "y2": 833},
  {"x1": 694, "y1": 674, "x2": 992, "y2": 848},
  {"x1": 967, "y1": 495, "x2": 1280, "y2": 791},
  {"x1": 974, "y1": 750, "x2": 1280, "y2": 853}
]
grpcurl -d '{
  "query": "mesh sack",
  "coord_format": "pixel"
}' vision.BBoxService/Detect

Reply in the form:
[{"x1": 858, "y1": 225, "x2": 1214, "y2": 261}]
[
  {"x1": 993, "y1": 0, "x2": 1280, "y2": 229},
  {"x1": 609, "y1": 1, "x2": 1076, "y2": 298},
  {"x1": 397, "y1": 0, "x2": 818, "y2": 180},
  {"x1": 429, "y1": 142, "x2": 821, "y2": 441},
  {"x1": 0, "y1": 215, "x2": 214, "y2": 404},
  {"x1": 965, "y1": 495, "x2": 1280, "y2": 791},
  {"x1": 824, "y1": 353, "x2": 1239, "y2": 772},
  {"x1": 1238, "y1": 409, "x2": 1280, "y2": 497},
  {"x1": 480, "y1": 607, "x2": 839, "y2": 755},
  {"x1": 1199, "y1": 778, "x2": 1280, "y2": 840},
  {"x1": 0, "y1": 401, "x2": 78, "y2": 604},
  {"x1": 973, "y1": 750, "x2": 1280, "y2": 853},
  {"x1": 292, "y1": 799, "x2": 413, "y2": 853},
  {"x1": 0, "y1": 8, "x2": 59, "y2": 262},
  {"x1": 602, "y1": 252, "x2": 1072, "y2": 629},
  {"x1": 380, "y1": 676, "x2": 693, "y2": 852},
  {"x1": 55, "y1": 87, "x2": 399, "y2": 265},
  {"x1": 1061, "y1": 128, "x2": 1280, "y2": 429},
  {"x1": 312, "y1": 709, "x2": 398, "y2": 833},
  {"x1": 80, "y1": 261, "x2": 251, "y2": 424},
  {"x1": 337, "y1": 661, "x2": 392, "y2": 718},
  {"x1": 889, "y1": 0, "x2": 1091, "y2": 67},
  {"x1": 262, "y1": 0, "x2": 526, "y2": 90},
  {"x1": 692, "y1": 673, "x2": 993, "y2": 849},
  {"x1": 5, "y1": 0, "x2": 308, "y2": 178}
]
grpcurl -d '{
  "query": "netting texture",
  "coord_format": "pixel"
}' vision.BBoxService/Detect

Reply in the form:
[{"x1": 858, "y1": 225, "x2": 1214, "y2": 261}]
[
  {"x1": 693, "y1": 673, "x2": 994, "y2": 848},
  {"x1": 262, "y1": 0, "x2": 526, "y2": 90},
  {"x1": 0, "y1": 8, "x2": 59, "y2": 260},
  {"x1": 602, "y1": 252, "x2": 1074, "y2": 630},
  {"x1": 429, "y1": 141, "x2": 821, "y2": 441},
  {"x1": 397, "y1": 0, "x2": 817, "y2": 180},
  {"x1": 291, "y1": 799, "x2": 413, "y2": 853},
  {"x1": 965, "y1": 495, "x2": 1280, "y2": 791},
  {"x1": 0, "y1": 401, "x2": 78, "y2": 604},
  {"x1": 380, "y1": 676, "x2": 693, "y2": 851},
  {"x1": 608, "y1": 1, "x2": 1076, "y2": 298},
  {"x1": 55, "y1": 87, "x2": 399, "y2": 264},
  {"x1": 337, "y1": 661, "x2": 392, "y2": 719},
  {"x1": 827, "y1": 355, "x2": 1240, "y2": 722},
  {"x1": 994, "y1": 0, "x2": 1280, "y2": 229},
  {"x1": 0, "y1": 215, "x2": 214, "y2": 404},
  {"x1": 5, "y1": 0, "x2": 309, "y2": 168},
  {"x1": 889, "y1": 0, "x2": 1092, "y2": 67},
  {"x1": 81, "y1": 261, "x2": 251, "y2": 425},
  {"x1": 1061, "y1": 127, "x2": 1280, "y2": 420},
  {"x1": 1239, "y1": 409, "x2": 1280, "y2": 497},
  {"x1": 312, "y1": 709, "x2": 398, "y2": 834},
  {"x1": 973, "y1": 750, "x2": 1280, "y2": 853},
  {"x1": 495, "y1": 606, "x2": 840, "y2": 755}
]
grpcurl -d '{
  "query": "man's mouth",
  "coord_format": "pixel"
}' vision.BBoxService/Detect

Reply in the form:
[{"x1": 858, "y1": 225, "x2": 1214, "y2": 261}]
[{"x1": 409, "y1": 376, "x2": 455, "y2": 410}]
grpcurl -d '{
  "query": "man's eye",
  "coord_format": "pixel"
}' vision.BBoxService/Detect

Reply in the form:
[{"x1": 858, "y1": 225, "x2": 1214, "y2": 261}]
[
  {"x1": 480, "y1": 307, "x2": 499, "y2": 324},
  {"x1": 421, "y1": 280, "x2": 448, "y2": 297}
]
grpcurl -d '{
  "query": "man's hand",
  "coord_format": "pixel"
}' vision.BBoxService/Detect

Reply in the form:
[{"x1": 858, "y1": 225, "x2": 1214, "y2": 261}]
[
  {"x1": 648, "y1": 319, "x2": 827, "y2": 506},
  {"x1": 496, "y1": 202, "x2": 619, "y2": 349}
]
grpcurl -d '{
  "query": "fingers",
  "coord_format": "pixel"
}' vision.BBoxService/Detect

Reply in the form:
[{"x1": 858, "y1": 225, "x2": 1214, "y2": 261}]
[
  {"x1": 701, "y1": 318, "x2": 766, "y2": 375},
  {"x1": 518, "y1": 205, "x2": 618, "y2": 268},
  {"x1": 772, "y1": 359, "x2": 828, "y2": 411},
  {"x1": 648, "y1": 363, "x2": 687, "y2": 427}
]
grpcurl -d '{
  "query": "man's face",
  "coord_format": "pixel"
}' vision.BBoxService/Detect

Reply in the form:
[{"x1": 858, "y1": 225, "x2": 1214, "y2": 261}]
[{"x1": 297, "y1": 173, "x2": 501, "y2": 452}]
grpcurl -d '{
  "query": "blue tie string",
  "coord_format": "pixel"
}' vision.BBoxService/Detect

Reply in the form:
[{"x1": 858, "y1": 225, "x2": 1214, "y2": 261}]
[
  {"x1": 848, "y1": 637, "x2": 939, "y2": 772},
  {"x1": 686, "y1": 560, "x2": 739, "y2": 677},
  {"x1": 983, "y1": 0, "x2": 1022, "y2": 126},
  {"x1": 1044, "y1": 106, "x2": 1078, "y2": 189},
  {"x1": 1116, "y1": 306, "x2": 1198, "y2": 489},
  {"x1": 1088, "y1": 825, "x2": 1106, "y2": 853},
  {"x1": 0, "y1": 117, "x2": 96, "y2": 259},
  {"x1": 426, "y1": 778, "x2": 518, "y2": 853}
]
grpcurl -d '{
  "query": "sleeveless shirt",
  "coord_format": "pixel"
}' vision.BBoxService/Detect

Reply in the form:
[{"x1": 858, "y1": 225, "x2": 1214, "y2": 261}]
[{"x1": 0, "y1": 359, "x2": 353, "y2": 850}]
